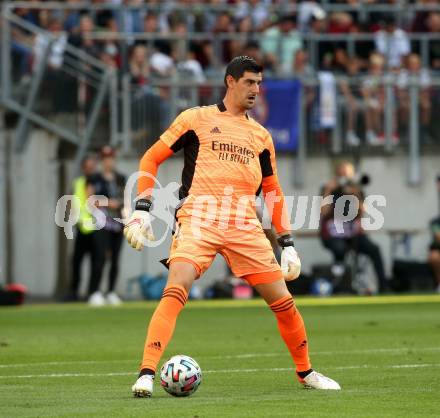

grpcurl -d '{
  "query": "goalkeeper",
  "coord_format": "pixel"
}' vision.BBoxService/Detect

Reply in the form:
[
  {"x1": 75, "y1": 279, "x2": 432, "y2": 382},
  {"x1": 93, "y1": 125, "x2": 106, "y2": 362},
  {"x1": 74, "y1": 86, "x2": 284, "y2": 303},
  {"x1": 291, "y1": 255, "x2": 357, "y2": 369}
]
[{"x1": 125, "y1": 56, "x2": 341, "y2": 397}]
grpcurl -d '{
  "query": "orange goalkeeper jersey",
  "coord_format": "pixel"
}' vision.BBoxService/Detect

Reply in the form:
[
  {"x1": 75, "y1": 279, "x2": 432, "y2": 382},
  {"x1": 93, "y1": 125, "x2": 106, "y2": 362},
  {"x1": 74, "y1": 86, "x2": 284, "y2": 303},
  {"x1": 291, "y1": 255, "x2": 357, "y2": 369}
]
[{"x1": 139, "y1": 102, "x2": 290, "y2": 234}]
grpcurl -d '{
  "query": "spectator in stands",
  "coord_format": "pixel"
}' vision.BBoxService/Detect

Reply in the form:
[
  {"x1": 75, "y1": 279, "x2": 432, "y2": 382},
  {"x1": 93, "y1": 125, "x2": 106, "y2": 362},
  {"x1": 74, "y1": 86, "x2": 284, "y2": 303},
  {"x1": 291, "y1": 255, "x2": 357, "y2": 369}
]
[
  {"x1": 213, "y1": 12, "x2": 235, "y2": 63},
  {"x1": 13, "y1": 5, "x2": 40, "y2": 27},
  {"x1": 425, "y1": 12, "x2": 440, "y2": 71},
  {"x1": 94, "y1": 9, "x2": 113, "y2": 30},
  {"x1": 331, "y1": 47, "x2": 351, "y2": 73},
  {"x1": 361, "y1": 53, "x2": 389, "y2": 146},
  {"x1": 128, "y1": 43, "x2": 167, "y2": 145},
  {"x1": 368, "y1": 0, "x2": 401, "y2": 32},
  {"x1": 292, "y1": 49, "x2": 316, "y2": 110},
  {"x1": 143, "y1": 10, "x2": 169, "y2": 48},
  {"x1": 32, "y1": 17, "x2": 72, "y2": 113},
  {"x1": 298, "y1": 1, "x2": 327, "y2": 33},
  {"x1": 10, "y1": 8, "x2": 35, "y2": 81},
  {"x1": 129, "y1": 43, "x2": 150, "y2": 86},
  {"x1": 307, "y1": 11, "x2": 339, "y2": 71},
  {"x1": 35, "y1": 9, "x2": 51, "y2": 31},
  {"x1": 68, "y1": 14, "x2": 101, "y2": 57},
  {"x1": 397, "y1": 53, "x2": 432, "y2": 135},
  {"x1": 428, "y1": 175, "x2": 440, "y2": 293},
  {"x1": 197, "y1": 0, "x2": 222, "y2": 32},
  {"x1": 230, "y1": 17, "x2": 255, "y2": 61},
  {"x1": 170, "y1": 19, "x2": 189, "y2": 63},
  {"x1": 143, "y1": 12, "x2": 159, "y2": 35},
  {"x1": 117, "y1": 0, "x2": 143, "y2": 36},
  {"x1": 328, "y1": 11, "x2": 355, "y2": 34},
  {"x1": 64, "y1": 1, "x2": 83, "y2": 34},
  {"x1": 339, "y1": 56, "x2": 363, "y2": 146},
  {"x1": 261, "y1": 15, "x2": 303, "y2": 76},
  {"x1": 242, "y1": 41, "x2": 275, "y2": 75},
  {"x1": 320, "y1": 160, "x2": 388, "y2": 293},
  {"x1": 374, "y1": 15, "x2": 410, "y2": 70},
  {"x1": 195, "y1": 40, "x2": 217, "y2": 75},
  {"x1": 234, "y1": 0, "x2": 270, "y2": 32},
  {"x1": 32, "y1": 17, "x2": 67, "y2": 72},
  {"x1": 177, "y1": 43, "x2": 206, "y2": 84},
  {"x1": 411, "y1": 0, "x2": 437, "y2": 32},
  {"x1": 97, "y1": 12, "x2": 121, "y2": 69},
  {"x1": 100, "y1": 47, "x2": 119, "y2": 71},
  {"x1": 293, "y1": 49, "x2": 315, "y2": 78},
  {"x1": 150, "y1": 40, "x2": 175, "y2": 78}
]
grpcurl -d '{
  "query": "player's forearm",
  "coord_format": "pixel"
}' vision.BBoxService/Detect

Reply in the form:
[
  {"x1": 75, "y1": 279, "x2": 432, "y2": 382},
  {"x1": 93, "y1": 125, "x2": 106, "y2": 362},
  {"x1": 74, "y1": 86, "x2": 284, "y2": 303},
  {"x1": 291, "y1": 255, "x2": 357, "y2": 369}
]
[
  {"x1": 137, "y1": 140, "x2": 173, "y2": 197},
  {"x1": 261, "y1": 175, "x2": 291, "y2": 236}
]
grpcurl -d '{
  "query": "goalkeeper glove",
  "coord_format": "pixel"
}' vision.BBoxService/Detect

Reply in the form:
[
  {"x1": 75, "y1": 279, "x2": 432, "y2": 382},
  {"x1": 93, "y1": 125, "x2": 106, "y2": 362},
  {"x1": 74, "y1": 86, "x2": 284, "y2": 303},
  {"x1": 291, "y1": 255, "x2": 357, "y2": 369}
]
[
  {"x1": 124, "y1": 199, "x2": 155, "y2": 251},
  {"x1": 277, "y1": 234, "x2": 301, "y2": 281}
]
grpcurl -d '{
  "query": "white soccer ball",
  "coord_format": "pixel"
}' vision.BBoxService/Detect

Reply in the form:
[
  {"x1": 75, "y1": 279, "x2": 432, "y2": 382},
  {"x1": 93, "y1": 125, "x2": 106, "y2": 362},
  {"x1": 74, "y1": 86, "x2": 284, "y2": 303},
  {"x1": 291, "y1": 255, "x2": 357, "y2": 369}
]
[{"x1": 160, "y1": 355, "x2": 202, "y2": 397}]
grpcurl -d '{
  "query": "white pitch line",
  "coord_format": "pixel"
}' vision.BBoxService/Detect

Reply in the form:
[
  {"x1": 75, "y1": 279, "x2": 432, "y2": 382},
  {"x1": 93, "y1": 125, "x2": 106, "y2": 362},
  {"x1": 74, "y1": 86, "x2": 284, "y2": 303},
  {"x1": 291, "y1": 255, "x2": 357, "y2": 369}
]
[
  {"x1": 1, "y1": 346, "x2": 439, "y2": 369},
  {"x1": 0, "y1": 360, "x2": 130, "y2": 369},
  {"x1": 211, "y1": 346, "x2": 440, "y2": 360},
  {"x1": 1, "y1": 363, "x2": 439, "y2": 380}
]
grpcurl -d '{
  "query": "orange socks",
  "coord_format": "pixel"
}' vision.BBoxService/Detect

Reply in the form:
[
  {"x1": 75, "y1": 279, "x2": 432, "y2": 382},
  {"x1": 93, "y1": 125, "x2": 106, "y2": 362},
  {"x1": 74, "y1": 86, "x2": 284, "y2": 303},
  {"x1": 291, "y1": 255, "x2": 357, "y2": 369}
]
[
  {"x1": 140, "y1": 288, "x2": 309, "y2": 376},
  {"x1": 140, "y1": 284, "x2": 188, "y2": 373},
  {"x1": 270, "y1": 295, "x2": 312, "y2": 373}
]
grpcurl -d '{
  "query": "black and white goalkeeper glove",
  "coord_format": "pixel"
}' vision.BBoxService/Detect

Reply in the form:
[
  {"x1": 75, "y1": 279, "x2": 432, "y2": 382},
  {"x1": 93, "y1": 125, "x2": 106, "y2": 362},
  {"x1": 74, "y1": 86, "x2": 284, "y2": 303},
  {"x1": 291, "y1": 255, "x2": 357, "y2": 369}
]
[
  {"x1": 123, "y1": 199, "x2": 155, "y2": 251},
  {"x1": 277, "y1": 234, "x2": 301, "y2": 281}
]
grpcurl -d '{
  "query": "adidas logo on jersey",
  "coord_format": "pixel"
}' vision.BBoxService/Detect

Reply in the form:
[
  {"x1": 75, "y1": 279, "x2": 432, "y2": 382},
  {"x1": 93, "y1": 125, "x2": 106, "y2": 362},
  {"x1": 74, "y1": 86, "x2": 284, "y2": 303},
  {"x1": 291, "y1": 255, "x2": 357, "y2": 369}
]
[{"x1": 210, "y1": 127, "x2": 221, "y2": 134}]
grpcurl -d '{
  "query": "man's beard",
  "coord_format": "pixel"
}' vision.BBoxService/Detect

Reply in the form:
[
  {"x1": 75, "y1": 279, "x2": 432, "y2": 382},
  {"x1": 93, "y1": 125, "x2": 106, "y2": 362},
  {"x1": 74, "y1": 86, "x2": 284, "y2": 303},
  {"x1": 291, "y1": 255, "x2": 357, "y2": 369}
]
[{"x1": 243, "y1": 98, "x2": 256, "y2": 109}]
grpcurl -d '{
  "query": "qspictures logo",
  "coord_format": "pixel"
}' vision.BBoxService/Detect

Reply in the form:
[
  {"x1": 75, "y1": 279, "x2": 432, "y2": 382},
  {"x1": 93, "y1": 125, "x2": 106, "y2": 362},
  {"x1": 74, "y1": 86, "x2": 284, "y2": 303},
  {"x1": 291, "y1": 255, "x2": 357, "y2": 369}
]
[
  {"x1": 54, "y1": 171, "x2": 387, "y2": 247},
  {"x1": 211, "y1": 140, "x2": 255, "y2": 165}
]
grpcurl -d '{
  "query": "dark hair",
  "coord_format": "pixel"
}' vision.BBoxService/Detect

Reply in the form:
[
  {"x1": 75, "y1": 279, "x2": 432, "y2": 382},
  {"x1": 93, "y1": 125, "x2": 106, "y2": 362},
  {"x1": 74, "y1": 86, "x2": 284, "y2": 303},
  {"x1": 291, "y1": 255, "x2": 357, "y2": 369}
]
[
  {"x1": 81, "y1": 154, "x2": 96, "y2": 167},
  {"x1": 382, "y1": 14, "x2": 396, "y2": 26},
  {"x1": 224, "y1": 56, "x2": 263, "y2": 87}
]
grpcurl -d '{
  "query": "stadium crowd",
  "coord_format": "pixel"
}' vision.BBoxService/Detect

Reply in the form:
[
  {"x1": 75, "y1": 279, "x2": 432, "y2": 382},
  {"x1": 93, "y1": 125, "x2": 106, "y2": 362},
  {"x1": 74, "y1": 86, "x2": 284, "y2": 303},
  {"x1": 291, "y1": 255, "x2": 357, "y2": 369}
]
[
  {"x1": 9, "y1": 0, "x2": 440, "y2": 147},
  {"x1": 5, "y1": 1, "x2": 440, "y2": 300},
  {"x1": 11, "y1": 1, "x2": 440, "y2": 73}
]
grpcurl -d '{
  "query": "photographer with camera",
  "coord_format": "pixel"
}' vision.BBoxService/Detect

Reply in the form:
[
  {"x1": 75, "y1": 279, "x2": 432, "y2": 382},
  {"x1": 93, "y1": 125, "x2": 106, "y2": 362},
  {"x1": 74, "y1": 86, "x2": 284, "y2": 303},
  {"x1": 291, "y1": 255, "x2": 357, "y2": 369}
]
[{"x1": 320, "y1": 161, "x2": 388, "y2": 293}]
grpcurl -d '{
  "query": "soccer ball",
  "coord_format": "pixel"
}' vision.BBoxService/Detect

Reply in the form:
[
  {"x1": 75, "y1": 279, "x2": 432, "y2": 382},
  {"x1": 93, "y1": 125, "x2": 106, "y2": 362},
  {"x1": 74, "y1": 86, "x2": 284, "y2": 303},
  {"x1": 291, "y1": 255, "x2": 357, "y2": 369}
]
[{"x1": 160, "y1": 355, "x2": 202, "y2": 397}]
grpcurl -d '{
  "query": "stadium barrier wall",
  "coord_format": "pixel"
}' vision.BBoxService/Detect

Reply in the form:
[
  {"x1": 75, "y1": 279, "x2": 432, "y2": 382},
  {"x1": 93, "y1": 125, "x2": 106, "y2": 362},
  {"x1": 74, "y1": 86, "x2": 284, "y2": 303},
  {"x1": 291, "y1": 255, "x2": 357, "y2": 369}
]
[{"x1": 5, "y1": 129, "x2": 438, "y2": 298}]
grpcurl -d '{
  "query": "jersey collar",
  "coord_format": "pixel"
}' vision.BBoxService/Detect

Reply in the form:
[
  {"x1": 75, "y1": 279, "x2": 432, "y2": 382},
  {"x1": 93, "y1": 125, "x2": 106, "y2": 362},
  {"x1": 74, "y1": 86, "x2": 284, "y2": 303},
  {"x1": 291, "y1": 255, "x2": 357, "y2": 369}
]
[{"x1": 217, "y1": 102, "x2": 249, "y2": 120}]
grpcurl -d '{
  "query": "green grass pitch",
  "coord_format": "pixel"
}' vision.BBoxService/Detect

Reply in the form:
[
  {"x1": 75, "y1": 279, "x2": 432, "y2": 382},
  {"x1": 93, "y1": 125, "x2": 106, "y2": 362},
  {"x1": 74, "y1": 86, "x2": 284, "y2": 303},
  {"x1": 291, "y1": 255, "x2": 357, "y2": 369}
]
[{"x1": 1, "y1": 295, "x2": 439, "y2": 417}]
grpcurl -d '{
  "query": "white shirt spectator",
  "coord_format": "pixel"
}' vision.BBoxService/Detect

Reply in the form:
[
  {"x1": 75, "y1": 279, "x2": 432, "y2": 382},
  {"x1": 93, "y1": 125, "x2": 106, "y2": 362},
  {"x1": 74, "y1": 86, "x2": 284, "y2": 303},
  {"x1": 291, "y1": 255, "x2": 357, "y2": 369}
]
[
  {"x1": 374, "y1": 29, "x2": 410, "y2": 68},
  {"x1": 177, "y1": 59, "x2": 206, "y2": 84},
  {"x1": 33, "y1": 32, "x2": 67, "y2": 71},
  {"x1": 150, "y1": 51, "x2": 174, "y2": 77},
  {"x1": 397, "y1": 68, "x2": 431, "y2": 89},
  {"x1": 298, "y1": 1, "x2": 326, "y2": 33},
  {"x1": 234, "y1": 0, "x2": 270, "y2": 30}
]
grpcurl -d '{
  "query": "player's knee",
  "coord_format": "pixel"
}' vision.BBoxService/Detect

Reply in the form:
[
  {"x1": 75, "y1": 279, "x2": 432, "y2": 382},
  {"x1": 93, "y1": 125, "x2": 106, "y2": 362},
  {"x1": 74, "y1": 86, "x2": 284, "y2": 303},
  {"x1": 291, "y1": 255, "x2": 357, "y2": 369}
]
[{"x1": 168, "y1": 261, "x2": 198, "y2": 293}]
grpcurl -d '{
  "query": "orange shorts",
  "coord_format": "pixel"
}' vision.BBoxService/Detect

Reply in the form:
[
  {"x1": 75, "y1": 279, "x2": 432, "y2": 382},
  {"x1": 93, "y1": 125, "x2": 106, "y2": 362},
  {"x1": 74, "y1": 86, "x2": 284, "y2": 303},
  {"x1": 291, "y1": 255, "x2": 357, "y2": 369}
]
[{"x1": 167, "y1": 217, "x2": 283, "y2": 286}]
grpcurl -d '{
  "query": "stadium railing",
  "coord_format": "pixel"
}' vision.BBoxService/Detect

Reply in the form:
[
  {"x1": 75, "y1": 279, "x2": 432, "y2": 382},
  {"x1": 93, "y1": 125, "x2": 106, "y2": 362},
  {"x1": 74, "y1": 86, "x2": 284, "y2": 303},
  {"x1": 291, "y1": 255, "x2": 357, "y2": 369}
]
[
  {"x1": 0, "y1": 6, "x2": 119, "y2": 171},
  {"x1": 4, "y1": 1, "x2": 440, "y2": 70},
  {"x1": 121, "y1": 73, "x2": 440, "y2": 186},
  {"x1": 5, "y1": 1, "x2": 440, "y2": 25},
  {"x1": 2, "y1": 1, "x2": 440, "y2": 185}
]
